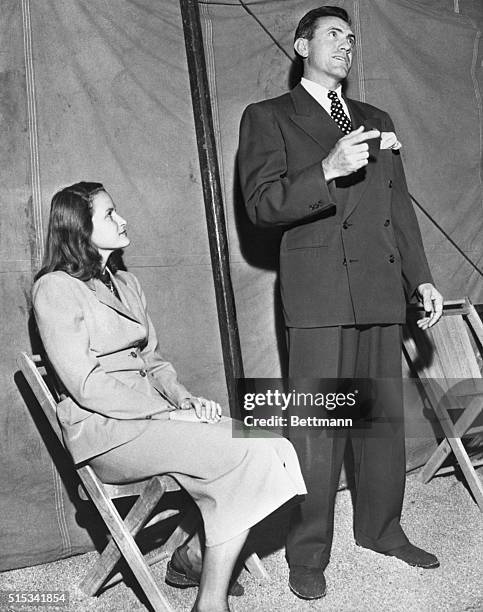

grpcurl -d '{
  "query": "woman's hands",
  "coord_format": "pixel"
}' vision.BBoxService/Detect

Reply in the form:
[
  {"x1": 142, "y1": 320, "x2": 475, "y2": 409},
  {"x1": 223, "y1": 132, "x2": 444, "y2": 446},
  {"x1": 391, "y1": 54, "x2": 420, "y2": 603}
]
[{"x1": 170, "y1": 397, "x2": 222, "y2": 423}]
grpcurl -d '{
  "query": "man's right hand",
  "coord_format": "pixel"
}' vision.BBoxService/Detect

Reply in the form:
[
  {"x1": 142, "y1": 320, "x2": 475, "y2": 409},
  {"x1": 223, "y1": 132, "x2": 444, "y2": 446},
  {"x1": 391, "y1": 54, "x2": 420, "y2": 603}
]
[{"x1": 322, "y1": 126, "x2": 381, "y2": 182}]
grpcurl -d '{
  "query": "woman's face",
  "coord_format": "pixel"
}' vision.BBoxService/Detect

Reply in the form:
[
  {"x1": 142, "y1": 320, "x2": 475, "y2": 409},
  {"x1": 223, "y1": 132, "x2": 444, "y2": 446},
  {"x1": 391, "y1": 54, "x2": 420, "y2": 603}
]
[{"x1": 90, "y1": 191, "x2": 130, "y2": 261}]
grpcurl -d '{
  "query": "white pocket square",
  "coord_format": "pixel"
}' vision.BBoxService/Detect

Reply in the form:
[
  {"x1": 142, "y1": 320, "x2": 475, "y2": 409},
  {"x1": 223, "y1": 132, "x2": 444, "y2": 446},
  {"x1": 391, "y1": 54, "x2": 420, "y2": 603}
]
[{"x1": 380, "y1": 131, "x2": 402, "y2": 150}]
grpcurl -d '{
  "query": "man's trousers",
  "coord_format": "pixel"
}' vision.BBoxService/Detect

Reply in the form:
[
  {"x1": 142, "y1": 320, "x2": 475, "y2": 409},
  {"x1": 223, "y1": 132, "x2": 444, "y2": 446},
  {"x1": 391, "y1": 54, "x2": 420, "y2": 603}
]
[{"x1": 285, "y1": 324, "x2": 409, "y2": 570}]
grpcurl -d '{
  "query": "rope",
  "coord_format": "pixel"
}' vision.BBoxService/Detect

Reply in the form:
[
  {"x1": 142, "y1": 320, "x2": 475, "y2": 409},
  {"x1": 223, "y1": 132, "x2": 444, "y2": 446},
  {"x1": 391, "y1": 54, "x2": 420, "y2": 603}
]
[
  {"x1": 410, "y1": 194, "x2": 482, "y2": 278},
  {"x1": 236, "y1": 0, "x2": 293, "y2": 61}
]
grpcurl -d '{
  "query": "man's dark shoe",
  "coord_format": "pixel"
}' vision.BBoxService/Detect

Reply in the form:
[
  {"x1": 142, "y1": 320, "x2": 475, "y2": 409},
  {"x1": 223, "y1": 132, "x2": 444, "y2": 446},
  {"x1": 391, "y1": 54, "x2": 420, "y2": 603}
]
[
  {"x1": 165, "y1": 547, "x2": 244, "y2": 596},
  {"x1": 356, "y1": 542, "x2": 440, "y2": 569},
  {"x1": 383, "y1": 543, "x2": 440, "y2": 568},
  {"x1": 288, "y1": 565, "x2": 326, "y2": 600}
]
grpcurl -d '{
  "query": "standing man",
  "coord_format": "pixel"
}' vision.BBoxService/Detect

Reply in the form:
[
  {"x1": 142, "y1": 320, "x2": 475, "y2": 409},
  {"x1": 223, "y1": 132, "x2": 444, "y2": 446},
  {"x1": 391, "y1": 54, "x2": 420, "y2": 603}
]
[{"x1": 238, "y1": 6, "x2": 443, "y2": 600}]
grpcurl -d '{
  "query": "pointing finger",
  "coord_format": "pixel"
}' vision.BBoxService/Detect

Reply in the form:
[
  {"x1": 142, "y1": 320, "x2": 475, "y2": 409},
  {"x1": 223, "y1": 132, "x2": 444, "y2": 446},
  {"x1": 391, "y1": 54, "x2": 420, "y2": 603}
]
[{"x1": 347, "y1": 128, "x2": 381, "y2": 144}]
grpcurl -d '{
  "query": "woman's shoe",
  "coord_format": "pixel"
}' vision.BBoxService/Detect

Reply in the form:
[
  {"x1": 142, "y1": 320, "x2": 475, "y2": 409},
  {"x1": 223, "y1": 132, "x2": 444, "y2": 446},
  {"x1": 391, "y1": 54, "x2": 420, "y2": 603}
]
[{"x1": 165, "y1": 547, "x2": 244, "y2": 596}]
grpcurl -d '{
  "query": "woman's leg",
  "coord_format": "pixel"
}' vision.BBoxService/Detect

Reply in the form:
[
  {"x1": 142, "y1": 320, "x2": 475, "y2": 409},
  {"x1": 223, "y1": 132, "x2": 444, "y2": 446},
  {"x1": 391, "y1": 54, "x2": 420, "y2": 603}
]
[{"x1": 192, "y1": 529, "x2": 249, "y2": 612}]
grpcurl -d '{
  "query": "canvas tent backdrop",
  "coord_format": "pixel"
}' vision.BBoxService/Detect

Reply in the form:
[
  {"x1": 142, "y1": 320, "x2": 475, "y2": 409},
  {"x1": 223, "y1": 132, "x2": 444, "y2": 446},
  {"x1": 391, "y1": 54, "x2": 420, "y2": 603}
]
[{"x1": 0, "y1": 0, "x2": 481, "y2": 571}]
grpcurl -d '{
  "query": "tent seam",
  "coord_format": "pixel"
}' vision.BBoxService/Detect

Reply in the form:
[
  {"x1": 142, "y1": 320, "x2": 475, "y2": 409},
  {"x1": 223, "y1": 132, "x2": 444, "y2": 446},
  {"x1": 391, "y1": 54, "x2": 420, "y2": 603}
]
[
  {"x1": 21, "y1": 0, "x2": 44, "y2": 270},
  {"x1": 199, "y1": 3, "x2": 231, "y2": 253},
  {"x1": 23, "y1": 0, "x2": 72, "y2": 559},
  {"x1": 470, "y1": 29, "x2": 482, "y2": 209},
  {"x1": 353, "y1": 0, "x2": 365, "y2": 102}
]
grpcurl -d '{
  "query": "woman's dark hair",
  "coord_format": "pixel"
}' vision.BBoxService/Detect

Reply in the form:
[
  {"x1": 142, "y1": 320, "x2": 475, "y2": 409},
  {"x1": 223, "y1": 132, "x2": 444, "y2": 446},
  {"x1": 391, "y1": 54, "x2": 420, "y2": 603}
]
[
  {"x1": 294, "y1": 6, "x2": 351, "y2": 43},
  {"x1": 36, "y1": 181, "x2": 120, "y2": 281}
]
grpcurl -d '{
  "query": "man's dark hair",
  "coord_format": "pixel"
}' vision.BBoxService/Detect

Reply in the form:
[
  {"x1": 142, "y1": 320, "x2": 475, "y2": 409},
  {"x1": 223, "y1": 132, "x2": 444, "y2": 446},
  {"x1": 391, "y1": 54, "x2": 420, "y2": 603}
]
[{"x1": 294, "y1": 6, "x2": 351, "y2": 43}]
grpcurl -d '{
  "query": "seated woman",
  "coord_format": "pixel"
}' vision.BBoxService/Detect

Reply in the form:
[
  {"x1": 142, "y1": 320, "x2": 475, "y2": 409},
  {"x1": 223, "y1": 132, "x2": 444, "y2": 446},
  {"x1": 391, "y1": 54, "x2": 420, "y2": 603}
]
[{"x1": 32, "y1": 182, "x2": 306, "y2": 612}]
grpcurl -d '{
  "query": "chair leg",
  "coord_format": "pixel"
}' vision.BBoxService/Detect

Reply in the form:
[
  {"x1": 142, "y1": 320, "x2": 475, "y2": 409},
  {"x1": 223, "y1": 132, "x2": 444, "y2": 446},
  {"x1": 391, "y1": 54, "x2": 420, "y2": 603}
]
[
  {"x1": 78, "y1": 474, "x2": 174, "y2": 612},
  {"x1": 80, "y1": 476, "x2": 167, "y2": 596},
  {"x1": 149, "y1": 508, "x2": 271, "y2": 582},
  {"x1": 244, "y1": 552, "x2": 270, "y2": 580},
  {"x1": 420, "y1": 440, "x2": 452, "y2": 483},
  {"x1": 445, "y1": 437, "x2": 483, "y2": 512},
  {"x1": 424, "y1": 397, "x2": 483, "y2": 511},
  {"x1": 421, "y1": 397, "x2": 482, "y2": 482}
]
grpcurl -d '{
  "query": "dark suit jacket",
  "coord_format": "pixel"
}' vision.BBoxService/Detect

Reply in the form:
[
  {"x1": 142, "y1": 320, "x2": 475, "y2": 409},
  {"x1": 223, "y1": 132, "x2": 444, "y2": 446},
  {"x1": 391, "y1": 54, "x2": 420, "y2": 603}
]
[{"x1": 238, "y1": 83, "x2": 433, "y2": 327}]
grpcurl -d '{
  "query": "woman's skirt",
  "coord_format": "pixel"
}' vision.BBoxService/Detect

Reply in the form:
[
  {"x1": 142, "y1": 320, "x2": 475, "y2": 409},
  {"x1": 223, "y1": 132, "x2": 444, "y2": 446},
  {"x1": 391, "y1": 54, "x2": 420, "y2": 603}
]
[{"x1": 89, "y1": 417, "x2": 306, "y2": 546}]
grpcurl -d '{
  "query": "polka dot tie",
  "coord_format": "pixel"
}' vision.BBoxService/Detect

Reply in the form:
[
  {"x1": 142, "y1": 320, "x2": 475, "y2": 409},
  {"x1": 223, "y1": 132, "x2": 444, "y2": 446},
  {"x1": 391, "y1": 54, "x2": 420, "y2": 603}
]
[{"x1": 328, "y1": 90, "x2": 352, "y2": 134}]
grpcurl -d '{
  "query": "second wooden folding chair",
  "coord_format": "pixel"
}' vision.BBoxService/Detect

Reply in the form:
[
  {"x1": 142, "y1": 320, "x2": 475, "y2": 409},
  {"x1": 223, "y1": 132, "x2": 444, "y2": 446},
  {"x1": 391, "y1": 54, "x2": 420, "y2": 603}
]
[{"x1": 403, "y1": 298, "x2": 483, "y2": 511}]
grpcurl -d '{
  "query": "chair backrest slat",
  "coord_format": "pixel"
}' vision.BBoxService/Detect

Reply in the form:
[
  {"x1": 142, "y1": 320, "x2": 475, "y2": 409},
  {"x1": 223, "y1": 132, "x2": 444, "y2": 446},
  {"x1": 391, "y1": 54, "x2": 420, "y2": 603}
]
[
  {"x1": 403, "y1": 298, "x2": 482, "y2": 398},
  {"x1": 17, "y1": 352, "x2": 64, "y2": 446},
  {"x1": 432, "y1": 316, "x2": 481, "y2": 379}
]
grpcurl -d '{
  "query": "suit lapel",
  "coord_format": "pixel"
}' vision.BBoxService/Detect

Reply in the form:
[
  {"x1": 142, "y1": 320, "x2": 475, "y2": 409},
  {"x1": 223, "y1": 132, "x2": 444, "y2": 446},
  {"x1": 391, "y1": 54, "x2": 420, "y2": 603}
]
[
  {"x1": 289, "y1": 85, "x2": 382, "y2": 220},
  {"x1": 340, "y1": 99, "x2": 382, "y2": 220},
  {"x1": 86, "y1": 276, "x2": 142, "y2": 324},
  {"x1": 289, "y1": 84, "x2": 342, "y2": 156}
]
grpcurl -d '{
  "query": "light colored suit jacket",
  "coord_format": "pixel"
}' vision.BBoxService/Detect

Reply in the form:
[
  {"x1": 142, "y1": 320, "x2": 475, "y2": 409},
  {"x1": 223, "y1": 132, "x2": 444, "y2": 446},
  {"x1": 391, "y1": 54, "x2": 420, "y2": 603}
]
[{"x1": 32, "y1": 270, "x2": 191, "y2": 464}]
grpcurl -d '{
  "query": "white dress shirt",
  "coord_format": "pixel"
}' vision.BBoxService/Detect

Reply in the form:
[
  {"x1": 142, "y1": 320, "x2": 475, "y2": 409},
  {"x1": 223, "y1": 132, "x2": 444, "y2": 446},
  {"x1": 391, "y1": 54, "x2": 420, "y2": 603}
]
[{"x1": 300, "y1": 77, "x2": 351, "y2": 119}]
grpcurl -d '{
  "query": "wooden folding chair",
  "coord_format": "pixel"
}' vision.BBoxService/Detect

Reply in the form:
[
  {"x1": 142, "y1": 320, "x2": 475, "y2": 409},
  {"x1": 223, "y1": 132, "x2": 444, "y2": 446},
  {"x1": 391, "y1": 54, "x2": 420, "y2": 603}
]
[
  {"x1": 17, "y1": 352, "x2": 269, "y2": 612},
  {"x1": 403, "y1": 298, "x2": 483, "y2": 511}
]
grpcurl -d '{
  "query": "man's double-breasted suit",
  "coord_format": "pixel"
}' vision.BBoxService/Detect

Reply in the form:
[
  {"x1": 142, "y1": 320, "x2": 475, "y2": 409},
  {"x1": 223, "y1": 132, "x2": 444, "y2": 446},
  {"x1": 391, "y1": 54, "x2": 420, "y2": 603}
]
[
  {"x1": 239, "y1": 83, "x2": 432, "y2": 326},
  {"x1": 238, "y1": 83, "x2": 434, "y2": 568}
]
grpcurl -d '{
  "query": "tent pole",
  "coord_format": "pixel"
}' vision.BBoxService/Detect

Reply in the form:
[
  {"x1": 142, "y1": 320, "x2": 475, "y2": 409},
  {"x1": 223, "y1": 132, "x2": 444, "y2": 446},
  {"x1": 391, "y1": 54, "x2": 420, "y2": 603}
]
[{"x1": 179, "y1": 0, "x2": 244, "y2": 415}]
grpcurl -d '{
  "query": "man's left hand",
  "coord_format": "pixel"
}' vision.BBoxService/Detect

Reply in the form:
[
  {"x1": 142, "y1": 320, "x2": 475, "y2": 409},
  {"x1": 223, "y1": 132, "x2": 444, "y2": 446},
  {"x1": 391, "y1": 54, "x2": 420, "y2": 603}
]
[{"x1": 416, "y1": 283, "x2": 443, "y2": 329}]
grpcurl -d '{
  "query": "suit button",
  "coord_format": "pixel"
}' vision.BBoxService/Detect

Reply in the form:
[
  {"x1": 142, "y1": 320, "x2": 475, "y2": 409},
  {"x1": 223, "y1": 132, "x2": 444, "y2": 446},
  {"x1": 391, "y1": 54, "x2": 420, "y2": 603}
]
[
  {"x1": 384, "y1": 219, "x2": 390, "y2": 227},
  {"x1": 342, "y1": 222, "x2": 349, "y2": 229},
  {"x1": 388, "y1": 180, "x2": 393, "y2": 188},
  {"x1": 130, "y1": 351, "x2": 137, "y2": 358},
  {"x1": 342, "y1": 258, "x2": 347, "y2": 266},
  {"x1": 145, "y1": 415, "x2": 152, "y2": 419},
  {"x1": 139, "y1": 369, "x2": 147, "y2": 377},
  {"x1": 389, "y1": 254, "x2": 395, "y2": 263}
]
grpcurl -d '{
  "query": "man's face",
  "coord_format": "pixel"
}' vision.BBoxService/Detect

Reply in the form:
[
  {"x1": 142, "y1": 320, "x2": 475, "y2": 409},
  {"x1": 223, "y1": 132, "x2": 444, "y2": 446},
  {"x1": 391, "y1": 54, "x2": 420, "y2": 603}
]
[{"x1": 295, "y1": 16, "x2": 355, "y2": 87}]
